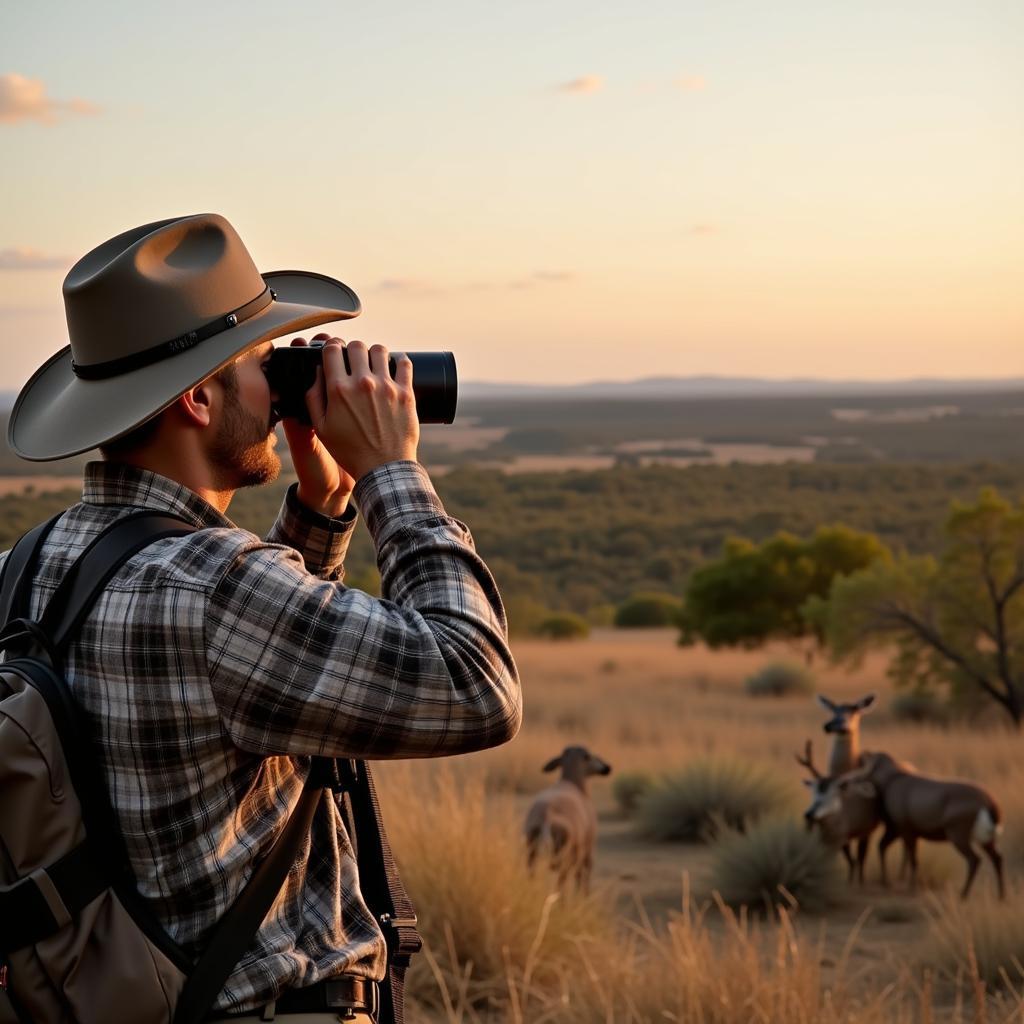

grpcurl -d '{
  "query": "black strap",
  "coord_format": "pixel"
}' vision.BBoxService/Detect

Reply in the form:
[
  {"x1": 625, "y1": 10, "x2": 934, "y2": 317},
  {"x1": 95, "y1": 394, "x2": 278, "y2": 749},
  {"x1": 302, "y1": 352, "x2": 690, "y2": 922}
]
[
  {"x1": 341, "y1": 760, "x2": 422, "y2": 1024},
  {"x1": 0, "y1": 513, "x2": 63, "y2": 631},
  {"x1": 0, "y1": 839, "x2": 107, "y2": 952},
  {"x1": 39, "y1": 511, "x2": 198, "y2": 657},
  {"x1": 172, "y1": 781, "x2": 324, "y2": 1024}
]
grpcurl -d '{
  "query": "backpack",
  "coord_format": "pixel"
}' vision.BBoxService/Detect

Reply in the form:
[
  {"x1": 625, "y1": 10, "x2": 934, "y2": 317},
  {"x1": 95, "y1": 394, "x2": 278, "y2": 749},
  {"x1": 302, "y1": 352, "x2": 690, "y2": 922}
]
[{"x1": 0, "y1": 512, "x2": 329, "y2": 1024}]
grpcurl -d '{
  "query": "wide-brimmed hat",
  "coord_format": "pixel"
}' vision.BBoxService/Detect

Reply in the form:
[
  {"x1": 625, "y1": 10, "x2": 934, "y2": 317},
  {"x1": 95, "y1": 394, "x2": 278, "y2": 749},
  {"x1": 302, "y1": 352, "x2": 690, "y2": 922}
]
[{"x1": 7, "y1": 213, "x2": 361, "y2": 461}]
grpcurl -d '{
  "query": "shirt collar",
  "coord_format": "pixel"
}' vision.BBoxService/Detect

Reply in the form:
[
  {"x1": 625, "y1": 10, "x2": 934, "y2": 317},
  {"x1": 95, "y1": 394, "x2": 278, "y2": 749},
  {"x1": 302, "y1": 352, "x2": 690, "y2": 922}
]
[{"x1": 82, "y1": 461, "x2": 235, "y2": 530}]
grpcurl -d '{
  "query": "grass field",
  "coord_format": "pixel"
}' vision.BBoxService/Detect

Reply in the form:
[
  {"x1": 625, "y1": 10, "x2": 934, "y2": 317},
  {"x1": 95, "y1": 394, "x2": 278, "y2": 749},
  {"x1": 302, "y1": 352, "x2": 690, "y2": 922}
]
[{"x1": 375, "y1": 630, "x2": 1024, "y2": 1023}]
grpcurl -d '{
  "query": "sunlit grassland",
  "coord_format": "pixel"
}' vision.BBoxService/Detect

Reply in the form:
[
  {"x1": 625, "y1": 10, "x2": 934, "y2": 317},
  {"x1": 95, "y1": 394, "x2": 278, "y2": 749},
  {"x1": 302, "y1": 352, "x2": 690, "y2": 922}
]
[{"x1": 376, "y1": 630, "x2": 1024, "y2": 1023}]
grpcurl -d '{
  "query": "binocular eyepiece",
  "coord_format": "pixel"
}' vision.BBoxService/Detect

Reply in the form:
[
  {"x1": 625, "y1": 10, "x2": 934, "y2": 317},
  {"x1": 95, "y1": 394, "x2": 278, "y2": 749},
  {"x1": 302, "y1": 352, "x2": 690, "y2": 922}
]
[{"x1": 265, "y1": 343, "x2": 458, "y2": 425}]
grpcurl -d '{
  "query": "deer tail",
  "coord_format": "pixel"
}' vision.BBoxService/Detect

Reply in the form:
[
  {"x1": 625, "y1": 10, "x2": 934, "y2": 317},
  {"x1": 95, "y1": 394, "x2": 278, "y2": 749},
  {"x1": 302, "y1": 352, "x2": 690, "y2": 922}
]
[{"x1": 972, "y1": 806, "x2": 1002, "y2": 845}]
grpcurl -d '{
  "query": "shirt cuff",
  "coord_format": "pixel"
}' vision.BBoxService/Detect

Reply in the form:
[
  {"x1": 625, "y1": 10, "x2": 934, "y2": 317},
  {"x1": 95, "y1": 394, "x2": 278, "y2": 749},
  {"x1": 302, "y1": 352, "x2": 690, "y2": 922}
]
[
  {"x1": 354, "y1": 461, "x2": 448, "y2": 547},
  {"x1": 266, "y1": 482, "x2": 358, "y2": 578}
]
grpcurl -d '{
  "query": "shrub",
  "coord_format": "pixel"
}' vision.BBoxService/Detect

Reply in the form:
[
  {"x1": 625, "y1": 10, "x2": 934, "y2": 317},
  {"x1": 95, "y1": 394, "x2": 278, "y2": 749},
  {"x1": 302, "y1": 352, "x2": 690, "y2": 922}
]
[
  {"x1": 636, "y1": 758, "x2": 795, "y2": 842},
  {"x1": 612, "y1": 772, "x2": 654, "y2": 816},
  {"x1": 744, "y1": 660, "x2": 815, "y2": 698},
  {"x1": 710, "y1": 818, "x2": 844, "y2": 913},
  {"x1": 535, "y1": 612, "x2": 590, "y2": 639},
  {"x1": 890, "y1": 689, "x2": 951, "y2": 725},
  {"x1": 614, "y1": 591, "x2": 683, "y2": 628}
]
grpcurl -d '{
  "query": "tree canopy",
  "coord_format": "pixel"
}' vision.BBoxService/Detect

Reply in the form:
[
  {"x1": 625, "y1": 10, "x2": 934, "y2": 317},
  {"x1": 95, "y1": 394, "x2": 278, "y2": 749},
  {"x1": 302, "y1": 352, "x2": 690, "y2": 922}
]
[
  {"x1": 679, "y1": 525, "x2": 890, "y2": 649},
  {"x1": 814, "y1": 488, "x2": 1024, "y2": 726}
]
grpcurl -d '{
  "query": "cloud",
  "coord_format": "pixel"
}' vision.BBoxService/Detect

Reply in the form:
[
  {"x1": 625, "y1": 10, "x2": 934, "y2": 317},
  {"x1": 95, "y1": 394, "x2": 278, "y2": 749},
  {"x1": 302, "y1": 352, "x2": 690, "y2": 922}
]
[
  {"x1": 374, "y1": 278, "x2": 444, "y2": 296},
  {"x1": 372, "y1": 271, "x2": 576, "y2": 294},
  {"x1": 674, "y1": 74, "x2": 707, "y2": 92},
  {"x1": 554, "y1": 74, "x2": 604, "y2": 95},
  {"x1": 0, "y1": 247, "x2": 71, "y2": 270},
  {"x1": 687, "y1": 223, "x2": 718, "y2": 236},
  {"x1": 0, "y1": 72, "x2": 101, "y2": 125}
]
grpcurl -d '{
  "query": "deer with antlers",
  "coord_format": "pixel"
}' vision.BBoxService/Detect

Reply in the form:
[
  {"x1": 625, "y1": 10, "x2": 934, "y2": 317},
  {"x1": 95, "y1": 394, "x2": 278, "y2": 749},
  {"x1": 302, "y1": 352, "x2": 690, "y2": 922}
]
[{"x1": 796, "y1": 739, "x2": 883, "y2": 883}]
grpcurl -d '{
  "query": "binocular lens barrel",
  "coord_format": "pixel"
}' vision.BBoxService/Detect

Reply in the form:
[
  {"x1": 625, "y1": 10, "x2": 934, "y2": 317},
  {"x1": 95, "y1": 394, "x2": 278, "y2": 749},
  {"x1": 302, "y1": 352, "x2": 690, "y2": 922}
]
[{"x1": 266, "y1": 344, "x2": 457, "y2": 425}]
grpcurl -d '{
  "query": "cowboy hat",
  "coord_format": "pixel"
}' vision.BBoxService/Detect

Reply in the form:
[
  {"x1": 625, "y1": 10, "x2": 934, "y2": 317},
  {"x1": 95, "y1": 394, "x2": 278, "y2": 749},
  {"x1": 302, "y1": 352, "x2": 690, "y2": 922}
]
[{"x1": 7, "y1": 213, "x2": 361, "y2": 461}]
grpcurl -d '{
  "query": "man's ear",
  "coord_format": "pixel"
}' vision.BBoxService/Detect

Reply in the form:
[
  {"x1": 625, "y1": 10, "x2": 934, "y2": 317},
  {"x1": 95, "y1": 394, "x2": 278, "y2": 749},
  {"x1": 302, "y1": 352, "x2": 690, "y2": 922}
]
[
  {"x1": 542, "y1": 756, "x2": 562, "y2": 773},
  {"x1": 175, "y1": 380, "x2": 216, "y2": 429}
]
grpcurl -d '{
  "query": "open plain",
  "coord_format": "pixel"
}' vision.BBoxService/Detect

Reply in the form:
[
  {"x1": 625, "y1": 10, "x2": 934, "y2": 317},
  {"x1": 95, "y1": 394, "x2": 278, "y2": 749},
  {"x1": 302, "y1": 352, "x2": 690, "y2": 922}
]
[{"x1": 377, "y1": 629, "x2": 1024, "y2": 1023}]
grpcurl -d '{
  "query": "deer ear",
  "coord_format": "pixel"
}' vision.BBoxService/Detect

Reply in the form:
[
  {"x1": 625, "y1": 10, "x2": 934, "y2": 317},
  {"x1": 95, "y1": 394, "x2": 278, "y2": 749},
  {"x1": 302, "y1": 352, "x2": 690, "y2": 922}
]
[
  {"x1": 817, "y1": 695, "x2": 836, "y2": 713},
  {"x1": 542, "y1": 756, "x2": 562, "y2": 773},
  {"x1": 857, "y1": 694, "x2": 876, "y2": 712}
]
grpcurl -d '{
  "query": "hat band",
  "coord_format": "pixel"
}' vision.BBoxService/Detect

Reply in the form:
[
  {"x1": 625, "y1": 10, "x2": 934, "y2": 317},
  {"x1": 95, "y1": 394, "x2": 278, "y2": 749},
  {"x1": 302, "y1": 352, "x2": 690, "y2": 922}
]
[{"x1": 71, "y1": 286, "x2": 275, "y2": 381}]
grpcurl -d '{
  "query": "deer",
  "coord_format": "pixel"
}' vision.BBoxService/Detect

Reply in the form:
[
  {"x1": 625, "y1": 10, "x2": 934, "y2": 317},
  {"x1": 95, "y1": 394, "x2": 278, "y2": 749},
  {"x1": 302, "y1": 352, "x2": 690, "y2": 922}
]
[
  {"x1": 796, "y1": 739, "x2": 882, "y2": 883},
  {"x1": 817, "y1": 693, "x2": 876, "y2": 776},
  {"x1": 524, "y1": 745, "x2": 612, "y2": 893},
  {"x1": 837, "y1": 751, "x2": 1004, "y2": 900}
]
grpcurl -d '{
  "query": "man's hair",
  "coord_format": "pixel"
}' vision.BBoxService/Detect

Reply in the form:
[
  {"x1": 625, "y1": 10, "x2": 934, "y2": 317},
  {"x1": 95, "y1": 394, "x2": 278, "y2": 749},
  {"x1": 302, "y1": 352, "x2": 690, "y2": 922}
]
[{"x1": 98, "y1": 362, "x2": 239, "y2": 459}]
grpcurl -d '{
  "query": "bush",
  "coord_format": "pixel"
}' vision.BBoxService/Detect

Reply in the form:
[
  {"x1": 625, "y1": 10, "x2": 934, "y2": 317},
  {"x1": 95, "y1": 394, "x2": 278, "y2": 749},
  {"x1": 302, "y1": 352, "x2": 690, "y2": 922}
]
[
  {"x1": 890, "y1": 689, "x2": 951, "y2": 725},
  {"x1": 636, "y1": 758, "x2": 795, "y2": 843},
  {"x1": 535, "y1": 612, "x2": 590, "y2": 639},
  {"x1": 614, "y1": 591, "x2": 682, "y2": 628},
  {"x1": 710, "y1": 818, "x2": 844, "y2": 913},
  {"x1": 612, "y1": 772, "x2": 654, "y2": 816},
  {"x1": 744, "y1": 660, "x2": 816, "y2": 698}
]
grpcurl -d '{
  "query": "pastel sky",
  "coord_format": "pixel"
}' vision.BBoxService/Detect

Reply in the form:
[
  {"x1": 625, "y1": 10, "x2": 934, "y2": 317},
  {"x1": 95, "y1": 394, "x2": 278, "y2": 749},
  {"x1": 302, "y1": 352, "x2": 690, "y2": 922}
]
[{"x1": 1, "y1": 0, "x2": 1021, "y2": 388}]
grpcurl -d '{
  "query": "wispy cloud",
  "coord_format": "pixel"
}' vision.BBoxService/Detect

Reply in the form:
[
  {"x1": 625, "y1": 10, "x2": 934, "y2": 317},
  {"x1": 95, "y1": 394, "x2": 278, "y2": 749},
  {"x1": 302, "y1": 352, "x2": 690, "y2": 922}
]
[
  {"x1": 674, "y1": 74, "x2": 707, "y2": 92},
  {"x1": 0, "y1": 72, "x2": 101, "y2": 126},
  {"x1": 554, "y1": 74, "x2": 604, "y2": 96},
  {"x1": 687, "y1": 223, "x2": 718, "y2": 236},
  {"x1": 0, "y1": 247, "x2": 71, "y2": 270}
]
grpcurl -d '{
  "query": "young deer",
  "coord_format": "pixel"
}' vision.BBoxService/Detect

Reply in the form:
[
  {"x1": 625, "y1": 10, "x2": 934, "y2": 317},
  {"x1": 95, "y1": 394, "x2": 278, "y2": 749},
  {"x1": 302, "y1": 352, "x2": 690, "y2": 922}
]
[
  {"x1": 840, "y1": 752, "x2": 1005, "y2": 900},
  {"x1": 797, "y1": 739, "x2": 881, "y2": 884},
  {"x1": 524, "y1": 745, "x2": 612, "y2": 892}
]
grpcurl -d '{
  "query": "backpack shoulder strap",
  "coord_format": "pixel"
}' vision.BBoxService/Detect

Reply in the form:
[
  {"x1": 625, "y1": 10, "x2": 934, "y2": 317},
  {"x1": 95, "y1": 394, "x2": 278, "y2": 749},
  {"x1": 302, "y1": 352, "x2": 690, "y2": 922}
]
[
  {"x1": 39, "y1": 511, "x2": 196, "y2": 658},
  {"x1": 0, "y1": 512, "x2": 64, "y2": 627}
]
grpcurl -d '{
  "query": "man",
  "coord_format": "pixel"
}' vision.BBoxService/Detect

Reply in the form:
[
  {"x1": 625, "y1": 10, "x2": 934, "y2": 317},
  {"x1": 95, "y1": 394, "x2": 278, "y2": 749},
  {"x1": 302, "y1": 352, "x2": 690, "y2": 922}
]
[{"x1": 4, "y1": 214, "x2": 522, "y2": 1019}]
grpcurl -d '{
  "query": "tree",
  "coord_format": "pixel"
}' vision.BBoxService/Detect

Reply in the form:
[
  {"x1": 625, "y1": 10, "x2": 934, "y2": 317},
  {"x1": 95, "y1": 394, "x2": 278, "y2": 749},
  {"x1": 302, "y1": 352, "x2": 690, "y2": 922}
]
[
  {"x1": 814, "y1": 489, "x2": 1024, "y2": 727},
  {"x1": 679, "y1": 525, "x2": 889, "y2": 649},
  {"x1": 614, "y1": 592, "x2": 683, "y2": 628}
]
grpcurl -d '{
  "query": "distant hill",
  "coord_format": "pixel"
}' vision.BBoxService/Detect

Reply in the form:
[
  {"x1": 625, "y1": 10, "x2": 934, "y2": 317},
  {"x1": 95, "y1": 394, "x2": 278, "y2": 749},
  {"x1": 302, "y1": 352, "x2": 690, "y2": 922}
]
[
  {"x1": 3, "y1": 377, "x2": 1022, "y2": 412},
  {"x1": 459, "y1": 376, "x2": 1024, "y2": 400}
]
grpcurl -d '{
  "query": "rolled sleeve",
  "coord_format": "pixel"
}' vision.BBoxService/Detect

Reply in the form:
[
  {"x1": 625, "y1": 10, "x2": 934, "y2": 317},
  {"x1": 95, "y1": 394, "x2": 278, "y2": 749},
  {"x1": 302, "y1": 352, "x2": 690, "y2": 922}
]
[
  {"x1": 265, "y1": 483, "x2": 358, "y2": 581},
  {"x1": 205, "y1": 462, "x2": 521, "y2": 760}
]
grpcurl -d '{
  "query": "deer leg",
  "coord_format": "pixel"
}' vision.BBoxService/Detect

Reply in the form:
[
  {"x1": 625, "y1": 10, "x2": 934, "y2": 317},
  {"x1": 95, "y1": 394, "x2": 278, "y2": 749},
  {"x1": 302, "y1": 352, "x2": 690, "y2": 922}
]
[
  {"x1": 903, "y1": 835, "x2": 919, "y2": 892},
  {"x1": 855, "y1": 835, "x2": 870, "y2": 885},
  {"x1": 981, "y1": 841, "x2": 1005, "y2": 901},
  {"x1": 841, "y1": 843, "x2": 855, "y2": 884},
  {"x1": 951, "y1": 836, "x2": 981, "y2": 900},
  {"x1": 877, "y1": 825, "x2": 899, "y2": 888}
]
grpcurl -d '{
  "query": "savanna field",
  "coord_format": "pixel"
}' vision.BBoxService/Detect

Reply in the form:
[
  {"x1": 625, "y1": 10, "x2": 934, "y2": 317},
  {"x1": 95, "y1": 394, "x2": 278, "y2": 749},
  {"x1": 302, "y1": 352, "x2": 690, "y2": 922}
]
[{"x1": 375, "y1": 632, "x2": 1024, "y2": 1024}]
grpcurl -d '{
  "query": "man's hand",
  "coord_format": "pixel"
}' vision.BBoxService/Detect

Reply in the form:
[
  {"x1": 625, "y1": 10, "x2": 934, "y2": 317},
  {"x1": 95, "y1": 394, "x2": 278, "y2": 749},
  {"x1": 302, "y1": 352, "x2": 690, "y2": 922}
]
[
  {"x1": 282, "y1": 335, "x2": 356, "y2": 517},
  {"x1": 306, "y1": 335, "x2": 419, "y2": 482}
]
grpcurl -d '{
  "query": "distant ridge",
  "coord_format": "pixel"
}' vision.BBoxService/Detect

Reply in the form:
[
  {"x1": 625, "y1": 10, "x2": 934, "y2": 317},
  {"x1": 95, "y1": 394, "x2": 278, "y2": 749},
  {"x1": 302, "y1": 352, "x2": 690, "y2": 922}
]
[
  {"x1": 2, "y1": 377, "x2": 1024, "y2": 412},
  {"x1": 458, "y1": 376, "x2": 1024, "y2": 401}
]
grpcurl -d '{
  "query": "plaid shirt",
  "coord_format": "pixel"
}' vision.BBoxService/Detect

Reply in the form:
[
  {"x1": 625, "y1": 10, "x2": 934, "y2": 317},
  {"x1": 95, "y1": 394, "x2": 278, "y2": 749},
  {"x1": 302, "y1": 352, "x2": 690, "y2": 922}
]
[{"x1": 0, "y1": 459, "x2": 520, "y2": 1012}]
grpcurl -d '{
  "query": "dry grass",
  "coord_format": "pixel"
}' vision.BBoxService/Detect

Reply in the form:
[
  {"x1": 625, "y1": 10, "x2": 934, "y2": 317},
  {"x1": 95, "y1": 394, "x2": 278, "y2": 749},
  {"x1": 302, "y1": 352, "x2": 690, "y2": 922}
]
[{"x1": 374, "y1": 630, "x2": 1024, "y2": 1022}]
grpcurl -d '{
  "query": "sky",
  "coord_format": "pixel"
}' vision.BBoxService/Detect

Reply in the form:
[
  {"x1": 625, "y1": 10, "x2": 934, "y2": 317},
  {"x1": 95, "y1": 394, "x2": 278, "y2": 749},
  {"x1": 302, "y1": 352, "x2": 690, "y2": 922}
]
[{"x1": 1, "y1": 0, "x2": 1021, "y2": 389}]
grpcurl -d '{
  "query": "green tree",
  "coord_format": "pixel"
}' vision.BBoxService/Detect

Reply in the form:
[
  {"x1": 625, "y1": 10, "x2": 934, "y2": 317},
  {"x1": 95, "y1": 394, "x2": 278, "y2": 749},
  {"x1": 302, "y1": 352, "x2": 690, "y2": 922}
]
[
  {"x1": 679, "y1": 525, "x2": 889, "y2": 649},
  {"x1": 814, "y1": 489, "x2": 1024, "y2": 727},
  {"x1": 614, "y1": 591, "x2": 683, "y2": 628}
]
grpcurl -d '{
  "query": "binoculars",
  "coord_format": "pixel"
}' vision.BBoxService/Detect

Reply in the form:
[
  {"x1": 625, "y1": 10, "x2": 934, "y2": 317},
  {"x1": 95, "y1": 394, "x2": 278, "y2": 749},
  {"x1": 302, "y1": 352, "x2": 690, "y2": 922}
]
[{"x1": 265, "y1": 343, "x2": 457, "y2": 425}]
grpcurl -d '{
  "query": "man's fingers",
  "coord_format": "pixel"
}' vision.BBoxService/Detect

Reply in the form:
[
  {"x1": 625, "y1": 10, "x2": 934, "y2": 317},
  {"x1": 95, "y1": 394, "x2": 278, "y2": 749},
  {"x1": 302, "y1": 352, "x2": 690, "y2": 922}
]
[
  {"x1": 391, "y1": 350, "x2": 411, "y2": 385},
  {"x1": 305, "y1": 366, "x2": 327, "y2": 424},
  {"x1": 345, "y1": 340, "x2": 370, "y2": 378},
  {"x1": 290, "y1": 336, "x2": 309, "y2": 348},
  {"x1": 368, "y1": 344, "x2": 390, "y2": 378}
]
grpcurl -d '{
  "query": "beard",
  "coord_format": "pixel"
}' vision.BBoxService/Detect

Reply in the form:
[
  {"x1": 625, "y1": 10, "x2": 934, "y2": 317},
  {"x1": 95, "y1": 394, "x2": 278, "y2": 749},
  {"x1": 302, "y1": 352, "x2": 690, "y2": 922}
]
[{"x1": 208, "y1": 368, "x2": 281, "y2": 491}]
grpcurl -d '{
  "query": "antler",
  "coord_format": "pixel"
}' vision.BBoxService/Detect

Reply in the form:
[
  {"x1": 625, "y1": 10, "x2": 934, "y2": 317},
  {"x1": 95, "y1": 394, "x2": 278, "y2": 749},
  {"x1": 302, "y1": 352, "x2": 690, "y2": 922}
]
[{"x1": 794, "y1": 739, "x2": 823, "y2": 780}]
